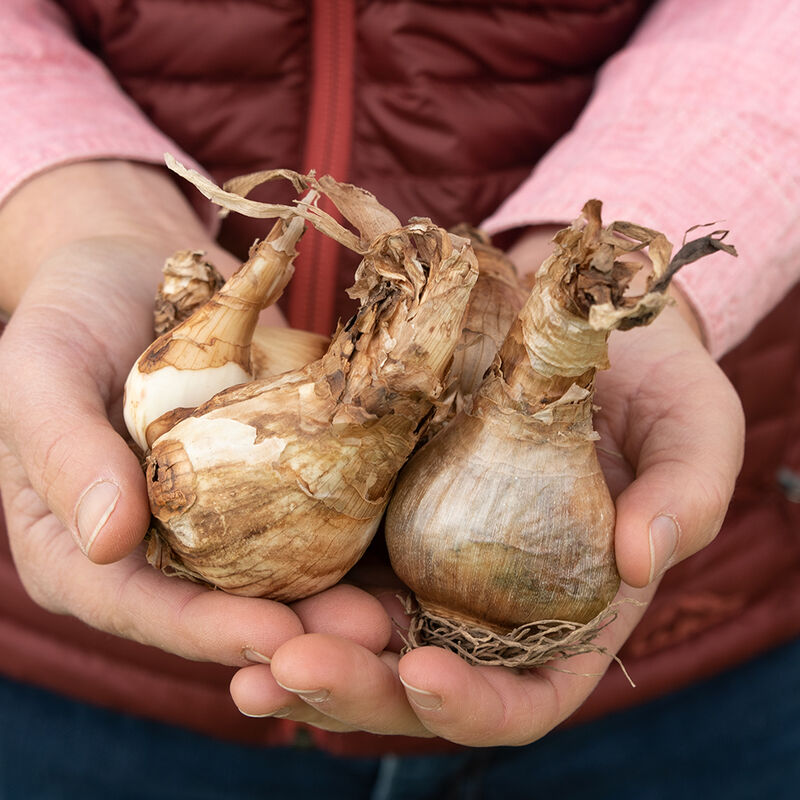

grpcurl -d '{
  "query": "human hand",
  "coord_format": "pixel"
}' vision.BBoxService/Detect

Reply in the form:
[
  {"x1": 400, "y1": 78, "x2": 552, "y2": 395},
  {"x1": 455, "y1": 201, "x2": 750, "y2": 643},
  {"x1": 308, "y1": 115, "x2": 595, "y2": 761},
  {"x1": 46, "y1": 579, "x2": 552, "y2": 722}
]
[
  {"x1": 0, "y1": 161, "x2": 315, "y2": 666},
  {"x1": 229, "y1": 234, "x2": 744, "y2": 746}
]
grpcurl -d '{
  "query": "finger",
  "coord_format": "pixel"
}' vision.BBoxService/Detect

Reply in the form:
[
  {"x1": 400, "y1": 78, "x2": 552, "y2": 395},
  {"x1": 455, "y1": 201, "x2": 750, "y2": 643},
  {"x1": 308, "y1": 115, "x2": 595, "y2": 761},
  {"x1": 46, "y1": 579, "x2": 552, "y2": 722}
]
[
  {"x1": 0, "y1": 306, "x2": 150, "y2": 563},
  {"x1": 229, "y1": 664, "x2": 299, "y2": 719},
  {"x1": 268, "y1": 633, "x2": 431, "y2": 737},
  {"x1": 230, "y1": 588, "x2": 409, "y2": 728},
  {"x1": 398, "y1": 583, "x2": 654, "y2": 747},
  {"x1": 375, "y1": 590, "x2": 414, "y2": 652},
  {"x1": 291, "y1": 584, "x2": 393, "y2": 653},
  {"x1": 2, "y1": 456, "x2": 304, "y2": 665},
  {"x1": 229, "y1": 665, "x2": 358, "y2": 732},
  {"x1": 29, "y1": 542, "x2": 304, "y2": 666},
  {"x1": 614, "y1": 369, "x2": 745, "y2": 587},
  {"x1": 399, "y1": 647, "x2": 553, "y2": 747}
]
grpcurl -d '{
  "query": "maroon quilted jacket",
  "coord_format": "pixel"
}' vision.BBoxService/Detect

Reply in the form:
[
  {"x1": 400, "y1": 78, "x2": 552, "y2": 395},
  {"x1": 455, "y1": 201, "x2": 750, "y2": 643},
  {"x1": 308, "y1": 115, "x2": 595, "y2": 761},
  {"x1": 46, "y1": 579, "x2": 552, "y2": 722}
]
[{"x1": 1, "y1": 0, "x2": 798, "y2": 757}]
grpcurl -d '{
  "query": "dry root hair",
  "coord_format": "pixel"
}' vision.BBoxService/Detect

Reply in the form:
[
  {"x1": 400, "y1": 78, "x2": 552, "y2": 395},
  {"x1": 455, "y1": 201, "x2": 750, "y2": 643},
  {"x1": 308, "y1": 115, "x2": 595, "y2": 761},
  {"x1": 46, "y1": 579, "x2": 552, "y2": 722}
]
[{"x1": 401, "y1": 596, "x2": 637, "y2": 684}]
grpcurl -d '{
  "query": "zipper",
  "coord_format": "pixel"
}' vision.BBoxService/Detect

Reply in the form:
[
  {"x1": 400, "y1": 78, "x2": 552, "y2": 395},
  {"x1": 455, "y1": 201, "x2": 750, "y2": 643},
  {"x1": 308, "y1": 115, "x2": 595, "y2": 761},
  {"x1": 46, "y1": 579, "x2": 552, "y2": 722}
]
[
  {"x1": 284, "y1": 1, "x2": 356, "y2": 754},
  {"x1": 288, "y1": 0, "x2": 357, "y2": 334}
]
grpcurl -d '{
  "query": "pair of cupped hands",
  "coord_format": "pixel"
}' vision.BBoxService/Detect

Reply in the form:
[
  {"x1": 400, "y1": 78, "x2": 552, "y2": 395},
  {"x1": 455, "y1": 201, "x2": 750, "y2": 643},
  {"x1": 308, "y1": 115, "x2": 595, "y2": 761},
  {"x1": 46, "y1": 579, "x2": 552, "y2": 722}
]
[{"x1": 0, "y1": 161, "x2": 744, "y2": 747}]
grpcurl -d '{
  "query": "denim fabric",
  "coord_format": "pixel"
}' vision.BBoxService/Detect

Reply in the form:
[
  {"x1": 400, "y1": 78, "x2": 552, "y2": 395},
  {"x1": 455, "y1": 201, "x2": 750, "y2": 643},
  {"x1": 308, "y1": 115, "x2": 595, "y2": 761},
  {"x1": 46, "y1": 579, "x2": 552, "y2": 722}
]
[{"x1": 2, "y1": 636, "x2": 799, "y2": 800}]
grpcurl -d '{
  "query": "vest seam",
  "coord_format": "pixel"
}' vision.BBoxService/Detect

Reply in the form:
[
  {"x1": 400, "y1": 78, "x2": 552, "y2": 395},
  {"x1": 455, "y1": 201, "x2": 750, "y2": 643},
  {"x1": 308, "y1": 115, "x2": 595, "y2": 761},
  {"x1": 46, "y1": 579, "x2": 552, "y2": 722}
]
[
  {"x1": 369, "y1": 0, "x2": 637, "y2": 10},
  {"x1": 132, "y1": 0, "x2": 301, "y2": 9},
  {"x1": 118, "y1": 72, "x2": 595, "y2": 84},
  {"x1": 120, "y1": 74, "x2": 296, "y2": 86},
  {"x1": 352, "y1": 164, "x2": 532, "y2": 180}
]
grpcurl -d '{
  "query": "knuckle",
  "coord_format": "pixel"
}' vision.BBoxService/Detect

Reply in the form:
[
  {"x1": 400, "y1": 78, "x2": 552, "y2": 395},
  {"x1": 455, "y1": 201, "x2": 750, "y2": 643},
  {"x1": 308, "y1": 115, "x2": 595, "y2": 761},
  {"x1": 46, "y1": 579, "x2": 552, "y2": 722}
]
[
  {"x1": 12, "y1": 552, "x2": 66, "y2": 614},
  {"x1": 3, "y1": 511, "x2": 67, "y2": 616},
  {"x1": 97, "y1": 570, "x2": 151, "y2": 645},
  {"x1": 36, "y1": 428, "x2": 75, "y2": 508},
  {"x1": 687, "y1": 478, "x2": 731, "y2": 555}
]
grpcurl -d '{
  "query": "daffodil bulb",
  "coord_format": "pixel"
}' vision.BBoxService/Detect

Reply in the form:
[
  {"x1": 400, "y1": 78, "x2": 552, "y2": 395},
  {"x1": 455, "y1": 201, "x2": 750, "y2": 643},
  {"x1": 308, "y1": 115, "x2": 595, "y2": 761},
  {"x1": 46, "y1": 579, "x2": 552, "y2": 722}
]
[{"x1": 139, "y1": 163, "x2": 478, "y2": 601}]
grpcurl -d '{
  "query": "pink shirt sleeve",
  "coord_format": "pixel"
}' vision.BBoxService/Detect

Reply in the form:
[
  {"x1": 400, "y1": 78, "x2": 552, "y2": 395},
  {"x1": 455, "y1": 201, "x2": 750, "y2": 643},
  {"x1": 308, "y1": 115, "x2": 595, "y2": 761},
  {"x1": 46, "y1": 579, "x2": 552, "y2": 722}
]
[
  {"x1": 483, "y1": 0, "x2": 800, "y2": 358},
  {"x1": 0, "y1": 0, "x2": 208, "y2": 219}
]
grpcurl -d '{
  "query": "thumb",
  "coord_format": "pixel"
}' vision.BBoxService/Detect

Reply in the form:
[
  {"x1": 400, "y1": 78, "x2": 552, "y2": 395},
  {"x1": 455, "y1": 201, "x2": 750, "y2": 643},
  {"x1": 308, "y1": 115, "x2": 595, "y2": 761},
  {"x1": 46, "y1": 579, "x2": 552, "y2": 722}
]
[
  {"x1": 614, "y1": 382, "x2": 745, "y2": 588},
  {"x1": 0, "y1": 310, "x2": 151, "y2": 564}
]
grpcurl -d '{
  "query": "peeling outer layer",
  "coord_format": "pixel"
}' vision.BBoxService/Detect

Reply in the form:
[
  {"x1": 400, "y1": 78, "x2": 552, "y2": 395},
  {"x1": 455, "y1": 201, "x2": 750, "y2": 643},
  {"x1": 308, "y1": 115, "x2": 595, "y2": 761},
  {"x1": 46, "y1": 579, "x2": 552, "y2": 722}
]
[
  {"x1": 486, "y1": 200, "x2": 738, "y2": 426},
  {"x1": 165, "y1": 154, "x2": 401, "y2": 255},
  {"x1": 590, "y1": 223, "x2": 737, "y2": 331},
  {"x1": 422, "y1": 225, "x2": 528, "y2": 441},
  {"x1": 541, "y1": 199, "x2": 737, "y2": 335},
  {"x1": 146, "y1": 438, "x2": 196, "y2": 520},
  {"x1": 144, "y1": 175, "x2": 478, "y2": 602}
]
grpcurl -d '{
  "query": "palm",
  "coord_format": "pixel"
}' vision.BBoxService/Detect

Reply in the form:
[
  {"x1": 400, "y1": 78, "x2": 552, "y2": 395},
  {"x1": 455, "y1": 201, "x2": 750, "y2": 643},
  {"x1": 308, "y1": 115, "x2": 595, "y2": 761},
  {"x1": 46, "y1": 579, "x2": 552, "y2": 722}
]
[
  {"x1": 231, "y1": 303, "x2": 744, "y2": 745},
  {"x1": 1, "y1": 239, "x2": 744, "y2": 745},
  {"x1": 0, "y1": 239, "x2": 311, "y2": 667}
]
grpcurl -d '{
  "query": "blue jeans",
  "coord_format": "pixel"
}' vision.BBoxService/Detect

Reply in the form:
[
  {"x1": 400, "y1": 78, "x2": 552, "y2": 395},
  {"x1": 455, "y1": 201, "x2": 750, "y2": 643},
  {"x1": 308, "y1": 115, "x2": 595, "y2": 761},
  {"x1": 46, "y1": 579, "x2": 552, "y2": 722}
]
[{"x1": 2, "y1": 637, "x2": 800, "y2": 800}]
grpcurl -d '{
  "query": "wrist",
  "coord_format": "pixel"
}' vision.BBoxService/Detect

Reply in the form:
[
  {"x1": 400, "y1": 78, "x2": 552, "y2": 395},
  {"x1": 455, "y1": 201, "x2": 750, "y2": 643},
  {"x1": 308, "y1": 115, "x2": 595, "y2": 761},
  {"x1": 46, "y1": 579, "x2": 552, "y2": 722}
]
[{"x1": 0, "y1": 159, "x2": 226, "y2": 313}]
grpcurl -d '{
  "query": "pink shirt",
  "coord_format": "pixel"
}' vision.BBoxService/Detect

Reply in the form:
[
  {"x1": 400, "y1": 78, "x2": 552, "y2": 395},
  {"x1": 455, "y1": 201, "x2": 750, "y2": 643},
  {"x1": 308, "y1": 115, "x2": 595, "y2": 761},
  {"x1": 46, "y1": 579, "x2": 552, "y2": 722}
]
[
  {"x1": 2, "y1": 0, "x2": 799, "y2": 357},
  {"x1": 484, "y1": 0, "x2": 800, "y2": 358}
]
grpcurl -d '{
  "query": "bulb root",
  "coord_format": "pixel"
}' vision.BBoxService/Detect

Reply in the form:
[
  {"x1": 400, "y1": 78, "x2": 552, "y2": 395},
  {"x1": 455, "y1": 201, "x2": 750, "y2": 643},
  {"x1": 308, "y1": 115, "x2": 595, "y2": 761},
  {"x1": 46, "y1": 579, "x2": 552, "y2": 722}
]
[{"x1": 402, "y1": 595, "x2": 636, "y2": 676}]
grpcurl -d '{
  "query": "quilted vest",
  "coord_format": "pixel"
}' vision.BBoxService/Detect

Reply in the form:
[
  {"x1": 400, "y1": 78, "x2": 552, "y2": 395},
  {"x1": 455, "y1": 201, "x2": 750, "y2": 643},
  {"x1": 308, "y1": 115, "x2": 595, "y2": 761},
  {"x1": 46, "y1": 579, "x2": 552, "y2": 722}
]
[{"x1": 1, "y1": 0, "x2": 797, "y2": 756}]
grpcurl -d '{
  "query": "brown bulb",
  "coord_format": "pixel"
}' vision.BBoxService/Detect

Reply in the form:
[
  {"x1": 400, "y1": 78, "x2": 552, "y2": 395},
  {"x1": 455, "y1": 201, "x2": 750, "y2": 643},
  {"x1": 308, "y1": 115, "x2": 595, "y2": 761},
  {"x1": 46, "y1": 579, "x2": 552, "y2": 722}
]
[{"x1": 386, "y1": 200, "x2": 736, "y2": 665}]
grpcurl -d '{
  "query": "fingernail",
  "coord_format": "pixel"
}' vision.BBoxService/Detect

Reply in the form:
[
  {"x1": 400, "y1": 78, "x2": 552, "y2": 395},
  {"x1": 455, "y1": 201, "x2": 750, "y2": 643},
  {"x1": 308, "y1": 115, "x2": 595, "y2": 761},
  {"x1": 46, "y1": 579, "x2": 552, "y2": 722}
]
[
  {"x1": 399, "y1": 678, "x2": 442, "y2": 710},
  {"x1": 239, "y1": 706, "x2": 293, "y2": 719},
  {"x1": 275, "y1": 682, "x2": 330, "y2": 704},
  {"x1": 75, "y1": 481, "x2": 120, "y2": 556},
  {"x1": 648, "y1": 514, "x2": 680, "y2": 583},
  {"x1": 242, "y1": 648, "x2": 271, "y2": 665}
]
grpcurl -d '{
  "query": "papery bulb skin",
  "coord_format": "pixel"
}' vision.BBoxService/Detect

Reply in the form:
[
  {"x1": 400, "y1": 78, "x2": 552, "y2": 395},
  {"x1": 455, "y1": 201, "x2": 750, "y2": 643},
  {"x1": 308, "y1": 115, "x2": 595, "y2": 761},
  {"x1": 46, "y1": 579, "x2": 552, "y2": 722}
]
[
  {"x1": 386, "y1": 400, "x2": 617, "y2": 631},
  {"x1": 423, "y1": 226, "x2": 527, "y2": 440},
  {"x1": 386, "y1": 201, "x2": 736, "y2": 663},
  {"x1": 147, "y1": 384, "x2": 418, "y2": 600},
  {"x1": 145, "y1": 219, "x2": 478, "y2": 601},
  {"x1": 124, "y1": 216, "x2": 304, "y2": 451}
]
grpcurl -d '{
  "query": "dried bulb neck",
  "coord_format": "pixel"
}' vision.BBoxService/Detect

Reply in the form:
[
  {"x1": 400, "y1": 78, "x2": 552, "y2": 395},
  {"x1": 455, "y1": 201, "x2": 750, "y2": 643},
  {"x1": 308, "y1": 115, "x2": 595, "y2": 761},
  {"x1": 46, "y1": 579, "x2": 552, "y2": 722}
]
[
  {"x1": 181, "y1": 216, "x2": 304, "y2": 360},
  {"x1": 496, "y1": 311, "x2": 600, "y2": 398},
  {"x1": 477, "y1": 203, "x2": 666, "y2": 422},
  {"x1": 123, "y1": 216, "x2": 304, "y2": 452},
  {"x1": 134, "y1": 216, "x2": 303, "y2": 377},
  {"x1": 512, "y1": 271, "x2": 611, "y2": 372},
  {"x1": 321, "y1": 223, "x2": 478, "y2": 414},
  {"x1": 470, "y1": 282, "x2": 602, "y2": 437},
  {"x1": 219, "y1": 215, "x2": 304, "y2": 311}
]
